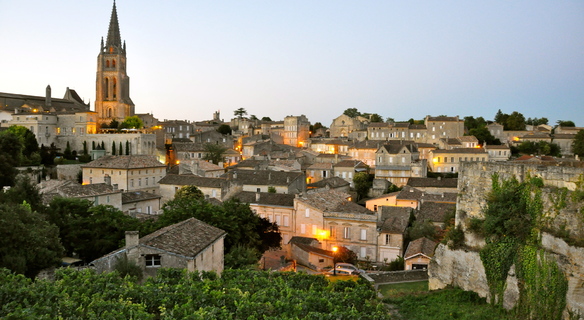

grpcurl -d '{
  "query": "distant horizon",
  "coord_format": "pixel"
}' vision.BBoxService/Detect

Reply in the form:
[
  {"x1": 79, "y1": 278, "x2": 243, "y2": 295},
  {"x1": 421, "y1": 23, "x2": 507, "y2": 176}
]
[{"x1": 1, "y1": 1, "x2": 582, "y2": 126}]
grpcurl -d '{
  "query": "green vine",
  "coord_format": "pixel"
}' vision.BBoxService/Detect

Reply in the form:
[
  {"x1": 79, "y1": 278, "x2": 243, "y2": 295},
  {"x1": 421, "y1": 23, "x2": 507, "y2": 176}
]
[{"x1": 478, "y1": 174, "x2": 568, "y2": 319}]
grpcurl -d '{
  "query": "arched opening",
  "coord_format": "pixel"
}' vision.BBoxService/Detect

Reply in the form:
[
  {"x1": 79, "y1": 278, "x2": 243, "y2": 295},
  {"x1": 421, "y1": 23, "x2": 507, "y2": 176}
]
[
  {"x1": 104, "y1": 78, "x2": 109, "y2": 99},
  {"x1": 106, "y1": 60, "x2": 110, "y2": 68},
  {"x1": 107, "y1": 108, "x2": 112, "y2": 118},
  {"x1": 113, "y1": 78, "x2": 117, "y2": 99},
  {"x1": 112, "y1": 60, "x2": 116, "y2": 68}
]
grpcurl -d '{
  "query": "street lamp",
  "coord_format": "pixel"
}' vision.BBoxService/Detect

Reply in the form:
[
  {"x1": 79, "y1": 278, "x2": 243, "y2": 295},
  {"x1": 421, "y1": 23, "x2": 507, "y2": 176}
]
[{"x1": 332, "y1": 246, "x2": 338, "y2": 276}]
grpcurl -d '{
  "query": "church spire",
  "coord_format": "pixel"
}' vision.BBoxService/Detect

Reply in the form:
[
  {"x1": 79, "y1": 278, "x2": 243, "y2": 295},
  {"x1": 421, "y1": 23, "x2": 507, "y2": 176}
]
[{"x1": 105, "y1": 1, "x2": 122, "y2": 50}]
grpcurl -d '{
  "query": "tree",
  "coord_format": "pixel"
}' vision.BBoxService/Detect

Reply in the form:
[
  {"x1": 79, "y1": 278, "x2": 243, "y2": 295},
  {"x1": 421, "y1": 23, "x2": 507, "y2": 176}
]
[
  {"x1": 0, "y1": 203, "x2": 64, "y2": 278},
  {"x1": 464, "y1": 116, "x2": 487, "y2": 131},
  {"x1": 506, "y1": 111, "x2": 526, "y2": 130},
  {"x1": 407, "y1": 219, "x2": 437, "y2": 241},
  {"x1": 353, "y1": 172, "x2": 373, "y2": 201},
  {"x1": 120, "y1": 116, "x2": 144, "y2": 129},
  {"x1": 526, "y1": 117, "x2": 548, "y2": 126},
  {"x1": 64, "y1": 141, "x2": 73, "y2": 160},
  {"x1": 0, "y1": 132, "x2": 22, "y2": 187},
  {"x1": 557, "y1": 120, "x2": 575, "y2": 127},
  {"x1": 4, "y1": 125, "x2": 39, "y2": 163},
  {"x1": 112, "y1": 141, "x2": 116, "y2": 155},
  {"x1": 216, "y1": 124, "x2": 232, "y2": 135},
  {"x1": 261, "y1": 116, "x2": 272, "y2": 121},
  {"x1": 343, "y1": 108, "x2": 361, "y2": 118},
  {"x1": 334, "y1": 246, "x2": 358, "y2": 265},
  {"x1": 175, "y1": 185, "x2": 205, "y2": 201},
  {"x1": 234, "y1": 108, "x2": 247, "y2": 118},
  {"x1": 368, "y1": 113, "x2": 384, "y2": 122},
  {"x1": 572, "y1": 130, "x2": 584, "y2": 158},
  {"x1": 125, "y1": 141, "x2": 130, "y2": 155},
  {"x1": 202, "y1": 142, "x2": 227, "y2": 165},
  {"x1": 108, "y1": 119, "x2": 119, "y2": 129},
  {"x1": 249, "y1": 115, "x2": 258, "y2": 121},
  {"x1": 0, "y1": 176, "x2": 44, "y2": 213},
  {"x1": 468, "y1": 126, "x2": 500, "y2": 145}
]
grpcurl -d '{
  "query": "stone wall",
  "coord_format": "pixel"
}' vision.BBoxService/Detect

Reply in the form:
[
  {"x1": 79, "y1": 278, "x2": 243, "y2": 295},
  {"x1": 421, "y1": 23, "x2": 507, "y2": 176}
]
[
  {"x1": 367, "y1": 269, "x2": 428, "y2": 285},
  {"x1": 57, "y1": 164, "x2": 81, "y2": 181},
  {"x1": 430, "y1": 161, "x2": 584, "y2": 318}
]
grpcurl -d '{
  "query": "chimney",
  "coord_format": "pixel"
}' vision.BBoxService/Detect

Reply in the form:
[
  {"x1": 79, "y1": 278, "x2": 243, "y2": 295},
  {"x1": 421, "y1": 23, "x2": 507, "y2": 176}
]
[
  {"x1": 112, "y1": 184, "x2": 118, "y2": 191},
  {"x1": 104, "y1": 174, "x2": 111, "y2": 185},
  {"x1": 125, "y1": 231, "x2": 139, "y2": 248},
  {"x1": 45, "y1": 85, "x2": 52, "y2": 107},
  {"x1": 256, "y1": 192, "x2": 260, "y2": 202}
]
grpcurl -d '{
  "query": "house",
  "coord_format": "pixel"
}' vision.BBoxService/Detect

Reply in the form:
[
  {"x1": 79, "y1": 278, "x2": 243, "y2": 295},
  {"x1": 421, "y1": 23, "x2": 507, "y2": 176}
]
[
  {"x1": 484, "y1": 144, "x2": 511, "y2": 161},
  {"x1": 438, "y1": 136, "x2": 479, "y2": 150},
  {"x1": 306, "y1": 163, "x2": 333, "y2": 184},
  {"x1": 348, "y1": 140, "x2": 383, "y2": 168},
  {"x1": 404, "y1": 237, "x2": 438, "y2": 270},
  {"x1": 294, "y1": 189, "x2": 378, "y2": 260},
  {"x1": 90, "y1": 218, "x2": 227, "y2": 278},
  {"x1": 329, "y1": 114, "x2": 369, "y2": 138},
  {"x1": 81, "y1": 155, "x2": 166, "y2": 194},
  {"x1": 374, "y1": 142, "x2": 427, "y2": 187},
  {"x1": 377, "y1": 206, "x2": 411, "y2": 263},
  {"x1": 307, "y1": 138, "x2": 350, "y2": 155},
  {"x1": 364, "y1": 191, "x2": 401, "y2": 211},
  {"x1": 230, "y1": 191, "x2": 296, "y2": 246},
  {"x1": 424, "y1": 115, "x2": 465, "y2": 145},
  {"x1": 415, "y1": 202, "x2": 456, "y2": 228},
  {"x1": 306, "y1": 177, "x2": 351, "y2": 193},
  {"x1": 333, "y1": 160, "x2": 368, "y2": 187},
  {"x1": 158, "y1": 174, "x2": 227, "y2": 203},
  {"x1": 289, "y1": 237, "x2": 335, "y2": 271},
  {"x1": 225, "y1": 169, "x2": 306, "y2": 195},
  {"x1": 282, "y1": 115, "x2": 310, "y2": 147},
  {"x1": 552, "y1": 134, "x2": 576, "y2": 156},
  {"x1": 122, "y1": 191, "x2": 162, "y2": 216},
  {"x1": 178, "y1": 160, "x2": 225, "y2": 178},
  {"x1": 47, "y1": 182, "x2": 123, "y2": 210},
  {"x1": 429, "y1": 148, "x2": 489, "y2": 173}
]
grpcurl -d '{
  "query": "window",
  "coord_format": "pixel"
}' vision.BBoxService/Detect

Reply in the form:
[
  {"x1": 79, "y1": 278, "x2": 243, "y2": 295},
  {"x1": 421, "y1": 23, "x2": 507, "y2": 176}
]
[
  {"x1": 360, "y1": 247, "x2": 367, "y2": 258},
  {"x1": 343, "y1": 227, "x2": 351, "y2": 239},
  {"x1": 275, "y1": 215, "x2": 281, "y2": 225},
  {"x1": 300, "y1": 224, "x2": 306, "y2": 234},
  {"x1": 329, "y1": 226, "x2": 336, "y2": 238},
  {"x1": 283, "y1": 215, "x2": 289, "y2": 227},
  {"x1": 130, "y1": 179, "x2": 134, "y2": 187},
  {"x1": 312, "y1": 225, "x2": 317, "y2": 235},
  {"x1": 360, "y1": 229, "x2": 367, "y2": 240},
  {"x1": 305, "y1": 208, "x2": 310, "y2": 218},
  {"x1": 145, "y1": 254, "x2": 161, "y2": 267},
  {"x1": 385, "y1": 234, "x2": 390, "y2": 245}
]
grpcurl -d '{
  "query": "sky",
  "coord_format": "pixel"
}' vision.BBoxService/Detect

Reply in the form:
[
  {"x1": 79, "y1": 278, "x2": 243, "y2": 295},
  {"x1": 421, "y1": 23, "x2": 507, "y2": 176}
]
[{"x1": 1, "y1": 0, "x2": 583, "y2": 126}]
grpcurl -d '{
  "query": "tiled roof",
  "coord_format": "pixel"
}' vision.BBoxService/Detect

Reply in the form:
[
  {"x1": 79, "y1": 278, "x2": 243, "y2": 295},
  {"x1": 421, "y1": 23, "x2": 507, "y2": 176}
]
[
  {"x1": 158, "y1": 174, "x2": 226, "y2": 188},
  {"x1": 307, "y1": 177, "x2": 350, "y2": 189},
  {"x1": 82, "y1": 155, "x2": 165, "y2": 169},
  {"x1": 410, "y1": 124, "x2": 427, "y2": 130},
  {"x1": 289, "y1": 236, "x2": 319, "y2": 246},
  {"x1": 552, "y1": 134, "x2": 576, "y2": 139},
  {"x1": 308, "y1": 163, "x2": 333, "y2": 170},
  {"x1": 225, "y1": 170, "x2": 303, "y2": 186},
  {"x1": 396, "y1": 186, "x2": 423, "y2": 200},
  {"x1": 231, "y1": 191, "x2": 295, "y2": 207},
  {"x1": 407, "y1": 178, "x2": 458, "y2": 189},
  {"x1": 299, "y1": 189, "x2": 373, "y2": 215},
  {"x1": 293, "y1": 243, "x2": 334, "y2": 258},
  {"x1": 333, "y1": 160, "x2": 367, "y2": 169},
  {"x1": 416, "y1": 143, "x2": 436, "y2": 149},
  {"x1": 138, "y1": 218, "x2": 226, "y2": 258},
  {"x1": 404, "y1": 237, "x2": 437, "y2": 259},
  {"x1": 58, "y1": 183, "x2": 120, "y2": 197},
  {"x1": 393, "y1": 123, "x2": 410, "y2": 128},
  {"x1": 122, "y1": 191, "x2": 161, "y2": 204},
  {"x1": 350, "y1": 140, "x2": 383, "y2": 149},
  {"x1": 174, "y1": 142, "x2": 205, "y2": 152},
  {"x1": 431, "y1": 148, "x2": 487, "y2": 154},
  {"x1": 458, "y1": 136, "x2": 478, "y2": 142},
  {"x1": 426, "y1": 116, "x2": 460, "y2": 122},
  {"x1": 365, "y1": 191, "x2": 400, "y2": 201},
  {"x1": 378, "y1": 206, "x2": 411, "y2": 234},
  {"x1": 416, "y1": 202, "x2": 455, "y2": 222},
  {"x1": 484, "y1": 145, "x2": 510, "y2": 150},
  {"x1": 368, "y1": 122, "x2": 389, "y2": 128},
  {"x1": 380, "y1": 143, "x2": 417, "y2": 154}
]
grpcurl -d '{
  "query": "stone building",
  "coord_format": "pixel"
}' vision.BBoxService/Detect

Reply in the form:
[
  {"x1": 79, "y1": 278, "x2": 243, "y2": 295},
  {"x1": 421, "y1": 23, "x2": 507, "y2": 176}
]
[
  {"x1": 377, "y1": 206, "x2": 410, "y2": 263},
  {"x1": 282, "y1": 115, "x2": 310, "y2": 147},
  {"x1": 329, "y1": 114, "x2": 369, "y2": 138},
  {"x1": 429, "y1": 148, "x2": 489, "y2": 173},
  {"x1": 95, "y1": 2, "x2": 135, "y2": 125},
  {"x1": 404, "y1": 237, "x2": 437, "y2": 270},
  {"x1": 158, "y1": 175, "x2": 227, "y2": 204},
  {"x1": 90, "y1": 218, "x2": 226, "y2": 278},
  {"x1": 81, "y1": 155, "x2": 166, "y2": 194},
  {"x1": 374, "y1": 142, "x2": 427, "y2": 187}
]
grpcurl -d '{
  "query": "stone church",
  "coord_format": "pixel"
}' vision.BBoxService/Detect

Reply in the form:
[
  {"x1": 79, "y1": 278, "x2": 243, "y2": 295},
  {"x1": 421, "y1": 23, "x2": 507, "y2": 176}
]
[{"x1": 0, "y1": 1, "x2": 156, "y2": 157}]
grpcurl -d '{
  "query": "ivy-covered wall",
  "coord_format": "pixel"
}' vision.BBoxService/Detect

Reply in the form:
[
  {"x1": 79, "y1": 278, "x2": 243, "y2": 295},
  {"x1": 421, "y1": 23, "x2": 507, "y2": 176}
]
[{"x1": 430, "y1": 161, "x2": 584, "y2": 319}]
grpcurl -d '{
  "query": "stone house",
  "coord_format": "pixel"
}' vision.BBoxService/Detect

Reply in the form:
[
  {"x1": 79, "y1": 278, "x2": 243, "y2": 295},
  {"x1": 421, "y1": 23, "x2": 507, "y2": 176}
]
[
  {"x1": 49, "y1": 182, "x2": 123, "y2": 210},
  {"x1": 178, "y1": 160, "x2": 225, "y2": 178},
  {"x1": 348, "y1": 140, "x2": 383, "y2": 168},
  {"x1": 90, "y1": 218, "x2": 227, "y2": 278},
  {"x1": 158, "y1": 174, "x2": 227, "y2": 204},
  {"x1": 282, "y1": 115, "x2": 310, "y2": 147},
  {"x1": 306, "y1": 163, "x2": 333, "y2": 184},
  {"x1": 329, "y1": 114, "x2": 369, "y2": 138},
  {"x1": 290, "y1": 237, "x2": 335, "y2": 271},
  {"x1": 438, "y1": 136, "x2": 479, "y2": 150},
  {"x1": 374, "y1": 143, "x2": 427, "y2": 187},
  {"x1": 224, "y1": 170, "x2": 306, "y2": 195},
  {"x1": 404, "y1": 237, "x2": 437, "y2": 270},
  {"x1": 122, "y1": 191, "x2": 162, "y2": 215},
  {"x1": 364, "y1": 191, "x2": 401, "y2": 211},
  {"x1": 552, "y1": 134, "x2": 576, "y2": 156},
  {"x1": 483, "y1": 144, "x2": 511, "y2": 161},
  {"x1": 294, "y1": 189, "x2": 378, "y2": 260},
  {"x1": 424, "y1": 115, "x2": 465, "y2": 145},
  {"x1": 429, "y1": 148, "x2": 489, "y2": 173},
  {"x1": 81, "y1": 155, "x2": 166, "y2": 194},
  {"x1": 306, "y1": 177, "x2": 351, "y2": 193},
  {"x1": 333, "y1": 160, "x2": 368, "y2": 187},
  {"x1": 307, "y1": 138, "x2": 350, "y2": 155},
  {"x1": 377, "y1": 206, "x2": 411, "y2": 263},
  {"x1": 230, "y1": 191, "x2": 296, "y2": 246}
]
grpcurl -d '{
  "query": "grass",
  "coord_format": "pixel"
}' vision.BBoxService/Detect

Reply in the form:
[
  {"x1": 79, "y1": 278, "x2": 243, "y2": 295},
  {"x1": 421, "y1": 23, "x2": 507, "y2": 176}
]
[
  {"x1": 378, "y1": 280, "x2": 428, "y2": 297},
  {"x1": 380, "y1": 282, "x2": 514, "y2": 320}
]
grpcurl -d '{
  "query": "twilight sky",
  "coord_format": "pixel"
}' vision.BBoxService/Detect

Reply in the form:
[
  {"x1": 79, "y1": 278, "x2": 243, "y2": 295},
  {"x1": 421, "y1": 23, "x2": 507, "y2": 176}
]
[{"x1": 1, "y1": 1, "x2": 583, "y2": 126}]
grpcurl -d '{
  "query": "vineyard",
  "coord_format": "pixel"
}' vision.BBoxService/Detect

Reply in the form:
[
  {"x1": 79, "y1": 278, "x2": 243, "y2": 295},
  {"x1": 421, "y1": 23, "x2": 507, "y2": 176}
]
[{"x1": 0, "y1": 268, "x2": 389, "y2": 319}]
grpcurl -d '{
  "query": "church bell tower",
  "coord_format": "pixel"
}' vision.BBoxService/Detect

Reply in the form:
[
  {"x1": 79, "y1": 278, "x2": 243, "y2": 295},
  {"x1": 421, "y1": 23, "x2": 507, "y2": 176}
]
[{"x1": 95, "y1": 1, "x2": 135, "y2": 127}]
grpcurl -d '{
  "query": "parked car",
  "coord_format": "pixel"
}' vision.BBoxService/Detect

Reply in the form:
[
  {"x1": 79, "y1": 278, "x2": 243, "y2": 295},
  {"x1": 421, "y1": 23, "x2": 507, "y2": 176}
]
[
  {"x1": 335, "y1": 263, "x2": 365, "y2": 274},
  {"x1": 324, "y1": 267, "x2": 358, "y2": 276}
]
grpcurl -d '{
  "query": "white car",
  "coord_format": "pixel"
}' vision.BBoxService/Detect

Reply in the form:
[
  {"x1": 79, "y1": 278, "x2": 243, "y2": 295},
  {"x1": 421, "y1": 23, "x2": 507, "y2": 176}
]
[
  {"x1": 335, "y1": 263, "x2": 365, "y2": 274},
  {"x1": 325, "y1": 267, "x2": 358, "y2": 276}
]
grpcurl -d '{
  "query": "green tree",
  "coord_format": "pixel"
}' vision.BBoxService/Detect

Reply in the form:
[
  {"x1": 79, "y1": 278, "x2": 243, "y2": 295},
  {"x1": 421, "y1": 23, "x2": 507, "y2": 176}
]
[
  {"x1": 506, "y1": 111, "x2": 526, "y2": 130},
  {"x1": 334, "y1": 246, "x2": 358, "y2": 265},
  {"x1": 557, "y1": 120, "x2": 575, "y2": 127},
  {"x1": 267, "y1": 186, "x2": 276, "y2": 193},
  {"x1": 526, "y1": 117, "x2": 548, "y2": 126},
  {"x1": 0, "y1": 203, "x2": 64, "y2": 278},
  {"x1": 64, "y1": 141, "x2": 73, "y2": 160},
  {"x1": 125, "y1": 140, "x2": 130, "y2": 155},
  {"x1": 261, "y1": 116, "x2": 272, "y2": 121},
  {"x1": 249, "y1": 115, "x2": 258, "y2": 121},
  {"x1": 120, "y1": 116, "x2": 144, "y2": 129},
  {"x1": 202, "y1": 142, "x2": 227, "y2": 165},
  {"x1": 4, "y1": 125, "x2": 39, "y2": 163},
  {"x1": 464, "y1": 116, "x2": 487, "y2": 131},
  {"x1": 108, "y1": 119, "x2": 120, "y2": 129},
  {"x1": 407, "y1": 219, "x2": 437, "y2": 241},
  {"x1": 175, "y1": 185, "x2": 205, "y2": 201},
  {"x1": 353, "y1": 172, "x2": 373, "y2": 201},
  {"x1": 111, "y1": 141, "x2": 116, "y2": 155},
  {"x1": 0, "y1": 176, "x2": 44, "y2": 213},
  {"x1": 234, "y1": 108, "x2": 247, "y2": 118},
  {"x1": 0, "y1": 132, "x2": 22, "y2": 187},
  {"x1": 216, "y1": 124, "x2": 232, "y2": 135},
  {"x1": 572, "y1": 130, "x2": 584, "y2": 158},
  {"x1": 343, "y1": 108, "x2": 361, "y2": 118},
  {"x1": 468, "y1": 126, "x2": 500, "y2": 145}
]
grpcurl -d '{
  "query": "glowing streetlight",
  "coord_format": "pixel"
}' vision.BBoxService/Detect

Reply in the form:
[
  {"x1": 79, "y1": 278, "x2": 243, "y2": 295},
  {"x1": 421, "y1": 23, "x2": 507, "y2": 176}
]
[{"x1": 332, "y1": 246, "x2": 338, "y2": 276}]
